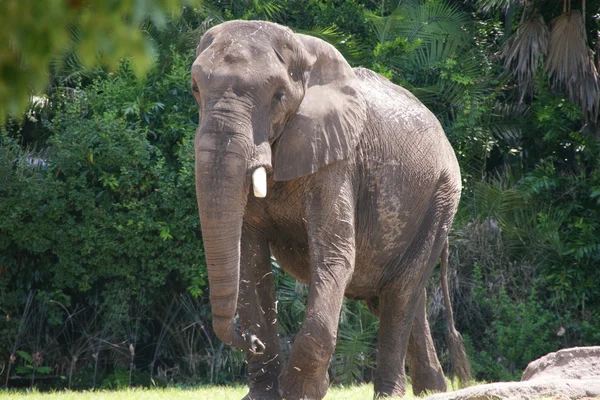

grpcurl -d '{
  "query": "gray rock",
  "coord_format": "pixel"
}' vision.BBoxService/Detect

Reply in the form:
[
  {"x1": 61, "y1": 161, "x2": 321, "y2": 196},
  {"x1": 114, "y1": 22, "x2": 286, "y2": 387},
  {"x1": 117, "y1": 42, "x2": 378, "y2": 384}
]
[
  {"x1": 424, "y1": 347, "x2": 600, "y2": 400},
  {"x1": 522, "y1": 346, "x2": 600, "y2": 381}
]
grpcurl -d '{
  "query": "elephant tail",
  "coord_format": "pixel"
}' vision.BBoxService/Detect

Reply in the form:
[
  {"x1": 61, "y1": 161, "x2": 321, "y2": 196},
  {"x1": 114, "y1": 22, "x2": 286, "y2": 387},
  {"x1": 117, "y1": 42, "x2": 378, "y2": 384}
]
[{"x1": 440, "y1": 239, "x2": 472, "y2": 388}]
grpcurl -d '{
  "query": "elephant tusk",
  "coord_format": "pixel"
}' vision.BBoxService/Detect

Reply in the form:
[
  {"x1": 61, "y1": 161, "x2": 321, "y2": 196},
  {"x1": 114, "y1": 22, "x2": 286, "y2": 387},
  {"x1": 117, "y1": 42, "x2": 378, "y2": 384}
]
[{"x1": 252, "y1": 167, "x2": 267, "y2": 198}]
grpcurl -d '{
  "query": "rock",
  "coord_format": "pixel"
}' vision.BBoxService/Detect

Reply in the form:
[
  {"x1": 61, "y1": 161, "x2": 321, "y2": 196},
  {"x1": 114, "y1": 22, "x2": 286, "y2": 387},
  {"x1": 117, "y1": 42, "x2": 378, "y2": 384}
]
[
  {"x1": 522, "y1": 346, "x2": 600, "y2": 381},
  {"x1": 424, "y1": 347, "x2": 600, "y2": 400},
  {"x1": 423, "y1": 379, "x2": 600, "y2": 400}
]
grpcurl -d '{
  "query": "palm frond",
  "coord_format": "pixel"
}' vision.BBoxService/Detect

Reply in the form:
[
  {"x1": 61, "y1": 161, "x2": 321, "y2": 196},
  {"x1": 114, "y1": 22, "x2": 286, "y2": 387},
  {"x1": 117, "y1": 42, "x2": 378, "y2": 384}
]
[
  {"x1": 364, "y1": 7, "x2": 407, "y2": 44},
  {"x1": 576, "y1": 51, "x2": 600, "y2": 121},
  {"x1": 546, "y1": 11, "x2": 599, "y2": 121},
  {"x1": 275, "y1": 271, "x2": 307, "y2": 337},
  {"x1": 297, "y1": 25, "x2": 368, "y2": 65},
  {"x1": 252, "y1": 0, "x2": 286, "y2": 21},
  {"x1": 396, "y1": 0, "x2": 470, "y2": 44},
  {"x1": 501, "y1": 15, "x2": 548, "y2": 97},
  {"x1": 546, "y1": 12, "x2": 588, "y2": 85},
  {"x1": 487, "y1": 101, "x2": 529, "y2": 146},
  {"x1": 472, "y1": 180, "x2": 523, "y2": 221},
  {"x1": 477, "y1": 0, "x2": 522, "y2": 13},
  {"x1": 406, "y1": 46, "x2": 490, "y2": 126},
  {"x1": 375, "y1": 0, "x2": 476, "y2": 112},
  {"x1": 409, "y1": 34, "x2": 461, "y2": 69},
  {"x1": 48, "y1": 25, "x2": 95, "y2": 86},
  {"x1": 330, "y1": 300, "x2": 378, "y2": 384},
  {"x1": 197, "y1": 6, "x2": 226, "y2": 34}
]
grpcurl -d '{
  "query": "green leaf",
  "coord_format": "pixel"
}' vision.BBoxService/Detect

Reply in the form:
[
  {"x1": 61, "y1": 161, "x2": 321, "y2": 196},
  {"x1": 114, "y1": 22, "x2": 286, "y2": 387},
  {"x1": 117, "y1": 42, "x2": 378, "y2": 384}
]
[
  {"x1": 15, "y1": 366, "x2": 33, "y2": 375},
  {"x1": 16, "y1": 350, "x2": 32, "y2": 363},
  {"x1": 36, "y1": 366, "x2": 52, "y2": 375}
]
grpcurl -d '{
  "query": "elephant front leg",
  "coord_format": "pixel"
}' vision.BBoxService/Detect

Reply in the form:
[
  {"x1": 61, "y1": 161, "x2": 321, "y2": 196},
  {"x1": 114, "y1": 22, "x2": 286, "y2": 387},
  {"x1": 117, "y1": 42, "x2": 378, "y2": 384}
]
[
  {"x1": 239, "y1": 228, "x2": 283, "y2": 400},
  {"x1": 279, "y1": 173, "x2": 356, "y2": 400}
]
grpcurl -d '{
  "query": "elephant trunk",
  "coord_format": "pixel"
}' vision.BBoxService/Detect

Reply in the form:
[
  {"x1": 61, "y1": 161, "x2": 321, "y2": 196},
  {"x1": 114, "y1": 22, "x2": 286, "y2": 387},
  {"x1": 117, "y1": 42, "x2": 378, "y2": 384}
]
[
  {"x1": 195, "y1": 132, "x2": 250, "y2": 346},
  {"x1": 195, "y1": 130, "x2": 270, "y2": 351}
]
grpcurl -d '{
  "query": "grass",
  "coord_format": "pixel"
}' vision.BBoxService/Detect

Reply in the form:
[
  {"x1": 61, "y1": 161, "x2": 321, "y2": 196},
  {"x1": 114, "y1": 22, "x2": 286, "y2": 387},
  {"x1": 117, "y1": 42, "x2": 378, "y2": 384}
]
[
  {"x1": 0, "y1": 380, "x2": 476, "y2": 400},
  {"x1": 2, "y1": 380, "x2": 598, "y2": 400},
  {"x1": 0, "y1": 384, "x2": 412, "y2": 400},
  {"x1": 4, "y1": 383, "x2": 597, "y2": 400}
]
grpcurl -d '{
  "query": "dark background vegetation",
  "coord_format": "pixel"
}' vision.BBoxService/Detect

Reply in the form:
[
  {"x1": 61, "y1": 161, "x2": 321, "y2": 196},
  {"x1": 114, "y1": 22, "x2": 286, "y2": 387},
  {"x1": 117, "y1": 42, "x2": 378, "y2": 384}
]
[{"x1": 1, "y1": 0, "x2": 600, "y2": 390}]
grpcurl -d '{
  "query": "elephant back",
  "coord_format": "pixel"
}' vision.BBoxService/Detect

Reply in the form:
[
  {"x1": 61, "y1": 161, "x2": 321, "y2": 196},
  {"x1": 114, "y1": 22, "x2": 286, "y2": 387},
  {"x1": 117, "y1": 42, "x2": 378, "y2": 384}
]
[{"x1": 353, "y1": 67, "x2": 460, "y2": 188}]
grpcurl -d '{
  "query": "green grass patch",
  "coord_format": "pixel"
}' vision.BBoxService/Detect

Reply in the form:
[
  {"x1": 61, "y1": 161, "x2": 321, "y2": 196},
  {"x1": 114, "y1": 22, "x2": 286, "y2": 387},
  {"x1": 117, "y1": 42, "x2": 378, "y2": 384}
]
[
  {"x1": 1, "y1": 385, "x2": 598, "y2": 400},
  {"x1": 0, "y1": 385, "x2": 408, "y2": 400},
  {"x1": 0, "y1": 379, "x2": 478, "y2": 400}
]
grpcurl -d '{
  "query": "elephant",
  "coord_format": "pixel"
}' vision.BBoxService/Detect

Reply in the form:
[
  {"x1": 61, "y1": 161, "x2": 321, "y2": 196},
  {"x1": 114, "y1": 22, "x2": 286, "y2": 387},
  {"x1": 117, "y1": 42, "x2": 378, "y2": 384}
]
[{"x1": 191, "y1": 20, "x2": 470, "y2": 400}]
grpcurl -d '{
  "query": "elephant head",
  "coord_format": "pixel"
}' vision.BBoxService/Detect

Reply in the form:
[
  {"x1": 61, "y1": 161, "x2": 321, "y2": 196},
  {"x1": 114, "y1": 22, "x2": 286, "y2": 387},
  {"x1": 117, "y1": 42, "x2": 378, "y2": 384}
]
[{"x1": 191, "y1": 20, "x2": 366, "y2": 348}]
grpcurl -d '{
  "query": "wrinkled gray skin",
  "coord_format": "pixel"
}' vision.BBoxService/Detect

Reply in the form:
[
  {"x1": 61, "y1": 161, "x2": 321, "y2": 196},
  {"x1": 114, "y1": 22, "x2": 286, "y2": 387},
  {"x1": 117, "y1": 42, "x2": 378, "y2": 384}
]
[{"x1": 192, "y1": 20, "x2": 462, "y2": 400}]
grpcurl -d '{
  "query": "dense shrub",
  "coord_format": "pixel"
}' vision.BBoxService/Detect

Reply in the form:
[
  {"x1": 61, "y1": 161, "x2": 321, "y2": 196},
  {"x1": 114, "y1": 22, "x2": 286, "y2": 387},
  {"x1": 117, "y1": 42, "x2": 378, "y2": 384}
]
[
  {"x1": 0, "y1": 52, "x2": 213, "y2": 387},
  {"x1": 439, "y1": 85, "x2": 600, "y2": 381}
]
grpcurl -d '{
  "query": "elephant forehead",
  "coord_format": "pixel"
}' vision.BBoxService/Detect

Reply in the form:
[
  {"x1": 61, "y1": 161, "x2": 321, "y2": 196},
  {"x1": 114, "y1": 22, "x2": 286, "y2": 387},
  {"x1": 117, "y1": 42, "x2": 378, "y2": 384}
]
[
  {"x1": 212, "y1": 39, "x2": 263, "y2": 63},
  {"x1": 193, "y1": 46, "x2": 287, "y2": 87},
  {"x1": 208, "y1": 20, "x2": 295, "y2": 47}
]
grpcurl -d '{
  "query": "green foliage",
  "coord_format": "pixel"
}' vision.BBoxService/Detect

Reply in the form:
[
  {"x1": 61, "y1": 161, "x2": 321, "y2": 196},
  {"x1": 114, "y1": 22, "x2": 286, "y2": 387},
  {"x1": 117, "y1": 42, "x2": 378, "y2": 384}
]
[
  {"x1": 466, "y1": 267, "x2": 560, "y2": 381},
  {"x1": 453, "y1": 132, "x2": 600, "y2": 380},
  {"x1": 1, "y1": 46, "x2": 207, "y2": 387},
  {"x1": 1, "y1": 82, "x2": 201, "y2": 299},
  {"x1": 100, "y1": 368, "x2": 153, "y2": 389},
  {"x1": 275, "y1": 266, "x2": 308, "y2": 338},
  {"x1": 0, "y1": 0, "x2": 202, "y2": 122},
  {"x1": 372, "y1": 37, "x2": 421, "y2": 79},
  {"x1": 100, "y1": 368, "x2": 133, "y2": 390},
  {"x1": 287, "y1": 0, "x2": 372, "y2": 43},
  {"x1": 330, "y1": 301, "x2": 378, "y2": 384},
  {"x1": 15, "y1": 350, "x2": 52, "y2": 378}
]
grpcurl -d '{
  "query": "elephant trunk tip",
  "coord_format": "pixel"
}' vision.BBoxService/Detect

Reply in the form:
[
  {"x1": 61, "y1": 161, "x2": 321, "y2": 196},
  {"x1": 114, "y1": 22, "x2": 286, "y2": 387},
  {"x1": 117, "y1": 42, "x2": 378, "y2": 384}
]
[
  {"x1": 213, "y1": 316, "x2": 236, "y2": 346},
  {"x1": 213, "y1": 316, "x2": 267, "y2": 355}
]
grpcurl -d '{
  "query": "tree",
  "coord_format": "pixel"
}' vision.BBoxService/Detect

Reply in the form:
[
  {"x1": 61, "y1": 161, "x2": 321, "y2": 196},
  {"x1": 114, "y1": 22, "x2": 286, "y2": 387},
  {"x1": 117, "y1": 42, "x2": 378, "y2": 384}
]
[
  {"x1": 481, "y1": 0, "x2": 599, "y2": 121},
  {"x1": 0, "y1": 0, "x2": 200, "y2": 123}
]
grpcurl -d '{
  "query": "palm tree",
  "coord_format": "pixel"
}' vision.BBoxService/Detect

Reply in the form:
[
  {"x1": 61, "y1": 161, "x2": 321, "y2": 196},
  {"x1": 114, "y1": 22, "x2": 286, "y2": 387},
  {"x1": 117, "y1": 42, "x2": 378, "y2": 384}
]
[{"x1": 484, "y1": 0, "x2": 599, "y2": 121}]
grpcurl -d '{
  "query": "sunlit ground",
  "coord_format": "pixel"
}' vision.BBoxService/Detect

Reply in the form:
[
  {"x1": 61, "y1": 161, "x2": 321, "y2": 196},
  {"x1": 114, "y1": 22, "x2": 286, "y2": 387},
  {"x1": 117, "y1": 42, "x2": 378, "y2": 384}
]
[
  {"x1": 2, "y1": 382, "x2": 597, "y2": 400},
  {"x1": 0, "y1": 384, "x2": 408, "y2": 400},
  {"x1": 12, "y1": 379, "x2": 589, "y2": 400}
]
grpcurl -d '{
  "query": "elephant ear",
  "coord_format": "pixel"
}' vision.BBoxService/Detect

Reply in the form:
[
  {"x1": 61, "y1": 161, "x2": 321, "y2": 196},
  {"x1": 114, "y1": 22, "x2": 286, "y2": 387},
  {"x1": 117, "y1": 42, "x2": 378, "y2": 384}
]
[{"x1": 272, "y1": 34, "x2": 367, "y2": 181}]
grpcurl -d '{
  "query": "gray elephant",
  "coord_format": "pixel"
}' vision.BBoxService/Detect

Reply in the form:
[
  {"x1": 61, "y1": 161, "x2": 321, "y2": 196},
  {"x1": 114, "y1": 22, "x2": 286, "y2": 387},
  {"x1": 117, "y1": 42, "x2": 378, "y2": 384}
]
[{"x1": 191, "y1": 20, "x2": 469, "y2": 400}]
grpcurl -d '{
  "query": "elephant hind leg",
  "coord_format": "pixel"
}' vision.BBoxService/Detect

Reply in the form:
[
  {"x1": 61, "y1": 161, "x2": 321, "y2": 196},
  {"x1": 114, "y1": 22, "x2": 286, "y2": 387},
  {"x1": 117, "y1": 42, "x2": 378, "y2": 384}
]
[
  {"x1": 374, "y1": 195, "x2": 457, "y2": 398},
  {"x1": 373, "y1": 286, "x2": 418, "y2": 398},
  {"x1": 407, "y1": 288, "x2": 447, "y2": 396}
]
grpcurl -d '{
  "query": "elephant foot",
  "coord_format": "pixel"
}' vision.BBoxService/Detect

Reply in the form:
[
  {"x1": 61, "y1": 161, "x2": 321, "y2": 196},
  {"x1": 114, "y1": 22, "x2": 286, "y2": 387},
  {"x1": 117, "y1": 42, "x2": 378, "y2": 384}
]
[
  {"x1": 243, "y1": 389, "x2": 282, "y2": 400},
  {"x1": 374, "y1": 375, "x2": 407, "y2": 399},
  {"x1": 374, "y1": 381, "x2": 406, "y2": 399},
  {"x1": 278, "y1": 365, "x2": 329, "y2": 400},
  {"x1": 374, "y1": 387, "x2": 406, "y2": 398},
  {"x1": 411, "y1": 368, "x2": 446, "y2": 396}
]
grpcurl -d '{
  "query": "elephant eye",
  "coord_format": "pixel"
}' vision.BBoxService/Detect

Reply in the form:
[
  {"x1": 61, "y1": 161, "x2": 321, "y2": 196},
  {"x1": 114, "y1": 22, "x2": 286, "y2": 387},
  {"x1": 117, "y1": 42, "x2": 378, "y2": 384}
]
[
  {"x1": 191, "y1": 78, "x2": 200, "y2": 94},
  {"x1": 273, "y1": 89, "x2": 285, "y2": 102}
]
